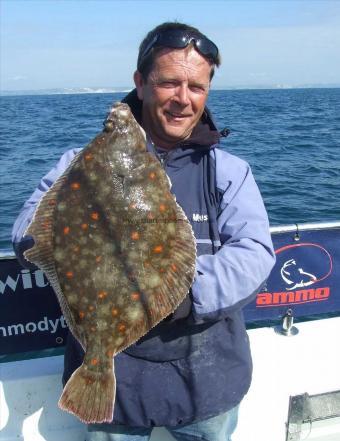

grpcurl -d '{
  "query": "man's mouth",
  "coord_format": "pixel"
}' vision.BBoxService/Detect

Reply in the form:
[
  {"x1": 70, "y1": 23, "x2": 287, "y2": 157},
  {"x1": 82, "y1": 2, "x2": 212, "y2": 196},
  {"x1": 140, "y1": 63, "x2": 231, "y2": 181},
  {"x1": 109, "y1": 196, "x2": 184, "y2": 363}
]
[{"x1": 165, "y1": 111, "x2": 191, "y2": 120}]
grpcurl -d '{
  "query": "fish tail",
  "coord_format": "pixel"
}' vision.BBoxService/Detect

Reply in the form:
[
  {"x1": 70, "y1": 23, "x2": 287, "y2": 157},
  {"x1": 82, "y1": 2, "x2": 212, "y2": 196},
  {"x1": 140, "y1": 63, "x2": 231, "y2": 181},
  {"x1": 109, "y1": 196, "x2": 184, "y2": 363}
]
[{"x1": 58, "y1": 359, "x2": 115, "y2": 424}]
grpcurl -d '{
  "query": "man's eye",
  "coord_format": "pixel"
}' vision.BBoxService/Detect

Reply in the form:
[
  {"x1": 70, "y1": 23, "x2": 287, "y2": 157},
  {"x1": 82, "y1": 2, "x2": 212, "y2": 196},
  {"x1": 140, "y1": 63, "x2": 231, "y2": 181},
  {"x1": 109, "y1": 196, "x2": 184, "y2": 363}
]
[
  {"x1": 160, "y1": 81, "x2": 177, "y2": 88},
  {"x1": 190, "y1": 85, "x2": 206, "y2": 93}
]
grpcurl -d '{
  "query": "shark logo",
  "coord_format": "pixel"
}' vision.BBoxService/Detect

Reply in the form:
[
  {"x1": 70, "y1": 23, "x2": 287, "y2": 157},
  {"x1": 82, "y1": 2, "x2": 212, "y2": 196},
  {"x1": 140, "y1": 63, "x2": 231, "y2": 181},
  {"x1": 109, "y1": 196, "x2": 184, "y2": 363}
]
[
  {"x1": 276, "y1": 243, "x2": 333, "y2": 288},
  {"x1": 281, "y1": 258, "x2": 317, "y2": 290},
  {"x1": 256, "y1": 242, "x2": 333, "y2": 307}
]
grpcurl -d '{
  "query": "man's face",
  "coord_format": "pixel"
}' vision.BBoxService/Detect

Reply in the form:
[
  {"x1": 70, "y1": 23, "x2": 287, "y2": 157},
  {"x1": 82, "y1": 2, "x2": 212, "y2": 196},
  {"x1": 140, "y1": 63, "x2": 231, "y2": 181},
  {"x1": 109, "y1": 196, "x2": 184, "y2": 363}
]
[{"x1": 134, "y1": 47, "x2": 212, "y2": 150}]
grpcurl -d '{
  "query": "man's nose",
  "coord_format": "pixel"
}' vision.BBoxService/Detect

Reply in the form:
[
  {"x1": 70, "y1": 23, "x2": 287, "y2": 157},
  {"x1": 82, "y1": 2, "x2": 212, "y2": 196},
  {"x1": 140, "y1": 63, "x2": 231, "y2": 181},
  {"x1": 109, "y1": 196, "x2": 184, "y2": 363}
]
[{"x1": 174, "y1": 85, "x2": 190, "y2": 106}]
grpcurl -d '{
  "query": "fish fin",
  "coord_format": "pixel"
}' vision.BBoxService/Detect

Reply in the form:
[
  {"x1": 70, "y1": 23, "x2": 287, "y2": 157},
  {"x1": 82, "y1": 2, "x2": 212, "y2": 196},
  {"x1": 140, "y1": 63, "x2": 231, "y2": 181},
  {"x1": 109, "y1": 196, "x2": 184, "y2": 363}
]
[
  {"x1": 159, "y1": 203, "x2": 197, "y2": 311},
  {"x1": 123, "y1": 203, "x2": 196, "y2": 347},
  {"x1": 24, "y1": 150, "x2": 81, "y2": 269},
  {"x1": 23, "y1": 151, "x2": 85, "y2": 345},
  {"x1": 112, "y1": 202, "x2": 196, "y2": 354},
  {"x1": 24, "y1": 174, "x2": 66, "y2": 269},
  {"x1": 58, "y1": 358, "x2": 115, "y2": 424}
]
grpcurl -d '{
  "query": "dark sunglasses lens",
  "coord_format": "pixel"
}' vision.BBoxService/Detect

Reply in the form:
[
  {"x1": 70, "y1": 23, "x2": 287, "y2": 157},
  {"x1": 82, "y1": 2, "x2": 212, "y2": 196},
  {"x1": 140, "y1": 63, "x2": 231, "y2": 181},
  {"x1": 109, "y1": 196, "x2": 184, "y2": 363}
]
[
  {"x1": 195, "y1": 38, "x2": 218, "y2": 59},
  {"x1": 161, "y1": 31, "x2": 218, "y2": 61},
  {"x1": 139, "y1": 30, "x2": 218, "y2": 69},
  {"x1": 158, "y1": 31, "x2": 190, "y2": 48}
]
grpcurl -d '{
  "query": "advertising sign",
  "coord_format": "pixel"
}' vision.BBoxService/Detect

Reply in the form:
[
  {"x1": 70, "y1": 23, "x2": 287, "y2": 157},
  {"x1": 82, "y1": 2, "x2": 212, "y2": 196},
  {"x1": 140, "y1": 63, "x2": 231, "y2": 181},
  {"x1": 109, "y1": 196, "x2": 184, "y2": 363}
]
[
  {"x1": 1, "y1": 226, "x2": 340, "y2": 356},
  {"x1": 243, "y1": 227, "x2": 340, "y2": 324},
  {"x1": 0, "y1": 258, "x2": 67, "y2": 356}
]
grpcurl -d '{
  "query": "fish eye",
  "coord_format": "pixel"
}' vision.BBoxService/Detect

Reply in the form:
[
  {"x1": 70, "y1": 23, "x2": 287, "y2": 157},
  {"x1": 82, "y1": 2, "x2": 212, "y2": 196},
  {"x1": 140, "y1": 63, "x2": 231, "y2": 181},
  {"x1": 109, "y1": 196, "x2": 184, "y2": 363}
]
[{"x1": 104, "y1": 120, "x2": 114, "y2": 132}]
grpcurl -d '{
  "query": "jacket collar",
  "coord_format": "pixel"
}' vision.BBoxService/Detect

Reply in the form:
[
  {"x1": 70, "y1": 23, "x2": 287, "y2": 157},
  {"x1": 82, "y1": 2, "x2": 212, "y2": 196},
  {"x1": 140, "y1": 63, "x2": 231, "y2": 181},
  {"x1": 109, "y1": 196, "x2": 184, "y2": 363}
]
[{"x1": 122, "y1": 89, "x2": 220, "y2": 150}]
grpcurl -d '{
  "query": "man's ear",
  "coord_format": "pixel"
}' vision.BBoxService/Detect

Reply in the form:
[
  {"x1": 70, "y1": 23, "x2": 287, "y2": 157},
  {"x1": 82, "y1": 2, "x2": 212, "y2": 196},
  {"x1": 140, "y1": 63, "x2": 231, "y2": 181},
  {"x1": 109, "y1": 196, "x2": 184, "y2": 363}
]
[{"x1": 134, "y1": 71, "x2": 144, "y2": 100}]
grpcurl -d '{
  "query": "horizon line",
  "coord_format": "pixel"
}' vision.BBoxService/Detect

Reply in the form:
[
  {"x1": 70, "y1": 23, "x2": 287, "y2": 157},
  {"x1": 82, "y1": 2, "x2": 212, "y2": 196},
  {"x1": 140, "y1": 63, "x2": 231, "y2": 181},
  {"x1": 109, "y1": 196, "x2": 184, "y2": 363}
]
[{"x1": 1, "y1": 83, "x2": 340, "y2": 96}]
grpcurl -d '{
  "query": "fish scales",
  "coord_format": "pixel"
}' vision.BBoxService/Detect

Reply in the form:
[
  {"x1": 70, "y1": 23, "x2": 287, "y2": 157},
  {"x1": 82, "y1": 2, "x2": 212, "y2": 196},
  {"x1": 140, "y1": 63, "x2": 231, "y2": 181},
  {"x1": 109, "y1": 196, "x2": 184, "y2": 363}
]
[{"x1": 23, "y1": 102, "x2": 196, "y2": 424}]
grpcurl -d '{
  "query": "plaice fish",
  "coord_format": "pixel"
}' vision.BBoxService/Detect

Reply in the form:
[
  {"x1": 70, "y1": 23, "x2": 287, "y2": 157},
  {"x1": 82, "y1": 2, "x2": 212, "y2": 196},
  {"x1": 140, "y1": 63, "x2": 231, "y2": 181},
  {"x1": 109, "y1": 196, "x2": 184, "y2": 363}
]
[{"x1": 23, "y1": 102, "x2": 196, "y2": 424}]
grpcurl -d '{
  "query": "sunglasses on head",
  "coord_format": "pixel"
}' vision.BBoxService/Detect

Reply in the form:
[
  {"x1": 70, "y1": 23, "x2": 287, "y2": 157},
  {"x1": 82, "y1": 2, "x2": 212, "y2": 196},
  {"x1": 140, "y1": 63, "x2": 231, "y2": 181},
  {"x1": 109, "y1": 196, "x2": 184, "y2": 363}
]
[{"x1": 138, "y1": 29, "x2": 219, "y2": 70}]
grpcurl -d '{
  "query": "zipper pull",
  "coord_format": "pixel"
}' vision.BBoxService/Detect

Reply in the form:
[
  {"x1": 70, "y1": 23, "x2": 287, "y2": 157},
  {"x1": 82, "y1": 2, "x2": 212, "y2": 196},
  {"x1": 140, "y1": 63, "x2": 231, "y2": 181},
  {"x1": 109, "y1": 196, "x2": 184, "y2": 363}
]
[{"x1": 158, "y1": 152, "x2": 168, "y2": 166}]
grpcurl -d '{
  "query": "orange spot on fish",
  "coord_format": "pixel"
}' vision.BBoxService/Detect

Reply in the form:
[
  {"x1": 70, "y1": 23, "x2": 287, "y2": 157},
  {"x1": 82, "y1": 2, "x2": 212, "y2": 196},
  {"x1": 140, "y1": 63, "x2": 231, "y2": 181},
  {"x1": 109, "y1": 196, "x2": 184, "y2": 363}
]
[
  {"x1": 79, "y1": 311, "x2": 85, "y2": 319},
  {"x1": 118, "y1": 323, "x2": 126, "y2": 333},
  {"x1": 98, "y1": 290, "x2": 107, "y2": 299},
  {"x1": 130, "y1": 291, "x2": 140, "y2": 301},
  {"x1": 159, "y1": 204, "x2": 167, "y2": 213},
  {"x1": 71, "y1": 182, "x2": 80, "y2": 190},
  {"x1": 171, "y1": 263, "x2": 178, "y2": 272},
  {"x1": 48, "y1": 199, "x2": 56, "y2": 206},
  {"x1": 85, "y1": 377, "x2": 95, "y2": 385},
  {"x1": 88, "y1": 305, "x2": 95, "y2": 311},
  {"x1": 66, "y1": 271, "x2": 74, "y2": 279},
  {"x1": 153, "y1": 245, "x2": 163, "y2": 254},
  {"x1": 131, "y1": 231, "x2": 140, "y2": 240},
  {"x1": 106, "y1": 349, "x2": 114, "y2": 357},
  {"x1": 159, "y1": 268, "x2": 165, "y2": 273},
  {"x1": 91, "y1": 212, "x2": 99, "y2": 221},
  {"x1": 42, "y1": 220, "x2": 50, "y2": 229},
  {"x1": 81, "y1": 223, "x2": 88, "y2": 230},
  {"x1": 111, "y1": 308, "x2": 119, "y2": 317},
  {"x1": 63, "y1": 226, "x2": 70, "y2": 235},
  {"x1": 90, "y1": 358, "x2": 99, "y2": 366},
  {"x1": 96, "y1": 255, "x2": 102, "y2": 263},
  {"x1": 149, "y1": 172, "x2": 156, "y2": 180},
  {"x1": 85, "y1": 153, "x2": 93, "y2": 161}
]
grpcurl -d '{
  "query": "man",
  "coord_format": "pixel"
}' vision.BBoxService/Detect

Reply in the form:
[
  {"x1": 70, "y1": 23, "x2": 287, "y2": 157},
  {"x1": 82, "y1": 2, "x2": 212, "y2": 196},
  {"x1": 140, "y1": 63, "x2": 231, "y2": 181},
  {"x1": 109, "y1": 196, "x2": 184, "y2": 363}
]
[{"x1": 12, "y1": 22, "x2": 275, "y2": 441}]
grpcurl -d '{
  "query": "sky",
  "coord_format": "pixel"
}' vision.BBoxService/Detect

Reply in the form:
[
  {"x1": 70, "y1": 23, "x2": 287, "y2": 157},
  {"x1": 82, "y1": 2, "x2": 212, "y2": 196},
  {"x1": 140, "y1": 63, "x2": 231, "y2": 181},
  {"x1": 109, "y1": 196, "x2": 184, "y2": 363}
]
[{"x1": 1, "y1": 0, "x2": 340, "y2": 91}]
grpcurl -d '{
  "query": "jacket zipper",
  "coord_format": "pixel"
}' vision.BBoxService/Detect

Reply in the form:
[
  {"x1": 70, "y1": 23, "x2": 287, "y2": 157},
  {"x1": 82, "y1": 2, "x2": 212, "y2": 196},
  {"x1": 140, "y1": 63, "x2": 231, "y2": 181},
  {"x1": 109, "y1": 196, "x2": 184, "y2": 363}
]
[{"x1": 147, "y1": 136, "x2": 175, "y2": 169}]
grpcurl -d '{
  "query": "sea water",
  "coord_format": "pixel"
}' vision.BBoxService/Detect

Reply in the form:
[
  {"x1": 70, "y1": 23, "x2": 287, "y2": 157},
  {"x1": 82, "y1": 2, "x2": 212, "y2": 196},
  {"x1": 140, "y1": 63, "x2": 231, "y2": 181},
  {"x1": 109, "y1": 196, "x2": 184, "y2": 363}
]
[{"x1": 1, "y1": 88, "x2": 340, "y2": 251}]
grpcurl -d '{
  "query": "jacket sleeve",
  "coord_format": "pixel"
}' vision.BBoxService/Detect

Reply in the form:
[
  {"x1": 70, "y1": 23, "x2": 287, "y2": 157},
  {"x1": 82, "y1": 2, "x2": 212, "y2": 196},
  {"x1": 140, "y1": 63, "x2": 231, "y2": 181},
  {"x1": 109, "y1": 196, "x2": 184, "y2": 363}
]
[
  {"x1": 191, "y1": 151, "x2": 276, "y2": 323},
  {"x1": 12, "y1": 148, "x2": 81, "y2": 268}
]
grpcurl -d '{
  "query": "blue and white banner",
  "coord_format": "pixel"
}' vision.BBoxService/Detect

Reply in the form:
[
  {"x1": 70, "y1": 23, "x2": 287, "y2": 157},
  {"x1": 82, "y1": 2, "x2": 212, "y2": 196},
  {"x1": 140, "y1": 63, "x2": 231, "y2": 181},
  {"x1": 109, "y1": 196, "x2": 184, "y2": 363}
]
[
  {"x1": 244, "y1": 227, "x2": 340, "y2": 323},
  {"x1": 0, "y1": 258, "x2": 67, "y2": 356},
  {"x1": 1, "y1": 226, "x2": 340, "y2": 356}
]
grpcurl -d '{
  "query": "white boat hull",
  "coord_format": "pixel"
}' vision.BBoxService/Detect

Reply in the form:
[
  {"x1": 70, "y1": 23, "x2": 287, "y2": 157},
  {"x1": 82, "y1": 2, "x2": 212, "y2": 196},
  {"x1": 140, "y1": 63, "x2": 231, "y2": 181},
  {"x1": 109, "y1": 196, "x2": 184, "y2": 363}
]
[{"x1": 1, "y1": 317, "x2": 340, "y2": 441}]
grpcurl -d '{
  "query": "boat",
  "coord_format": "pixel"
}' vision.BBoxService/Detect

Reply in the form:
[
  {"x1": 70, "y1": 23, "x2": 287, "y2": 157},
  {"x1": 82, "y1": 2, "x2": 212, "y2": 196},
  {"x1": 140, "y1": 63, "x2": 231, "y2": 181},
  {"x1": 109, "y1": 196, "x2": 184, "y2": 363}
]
[{"x1": 1, "y1": 221, "x2": 340, "y2": 441}]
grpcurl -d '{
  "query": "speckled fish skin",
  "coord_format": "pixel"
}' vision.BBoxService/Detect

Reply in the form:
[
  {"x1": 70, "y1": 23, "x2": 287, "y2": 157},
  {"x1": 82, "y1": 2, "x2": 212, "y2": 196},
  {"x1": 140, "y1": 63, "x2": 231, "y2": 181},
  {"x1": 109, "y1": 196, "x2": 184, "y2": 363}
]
[{"x1": 23, "y1": 102, "x2": 196, "y2": 424}]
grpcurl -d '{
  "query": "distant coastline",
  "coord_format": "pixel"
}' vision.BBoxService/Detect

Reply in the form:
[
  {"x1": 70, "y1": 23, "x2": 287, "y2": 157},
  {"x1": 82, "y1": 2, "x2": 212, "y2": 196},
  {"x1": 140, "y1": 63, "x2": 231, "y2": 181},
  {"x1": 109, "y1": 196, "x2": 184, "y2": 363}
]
[
  {"x1": 0, "y1": 87, "x2": 133, "y2": 97},
  {"x1": 1, "y1": 84, "x2": 340, "y2": 97}
]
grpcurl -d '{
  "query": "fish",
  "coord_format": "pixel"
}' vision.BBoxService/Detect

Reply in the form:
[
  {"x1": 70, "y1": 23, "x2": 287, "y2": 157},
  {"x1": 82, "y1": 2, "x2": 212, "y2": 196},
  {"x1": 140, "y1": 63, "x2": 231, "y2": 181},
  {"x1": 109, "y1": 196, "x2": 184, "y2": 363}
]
[{"x1": 23, "y1": 102, "x2": 196, "y2": 424}]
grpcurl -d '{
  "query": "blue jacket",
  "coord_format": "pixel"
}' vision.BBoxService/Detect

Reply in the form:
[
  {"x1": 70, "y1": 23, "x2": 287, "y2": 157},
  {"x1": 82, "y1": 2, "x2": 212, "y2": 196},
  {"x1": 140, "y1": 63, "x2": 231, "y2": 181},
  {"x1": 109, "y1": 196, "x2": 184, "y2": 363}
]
[{"x1": 12, "y1": 90, "x2": 275, "y2": 427}]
